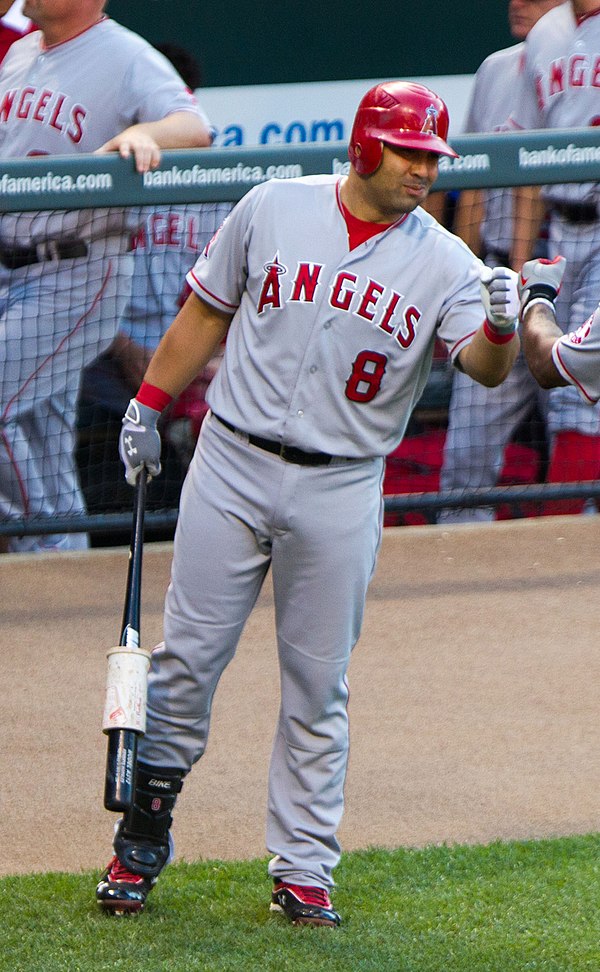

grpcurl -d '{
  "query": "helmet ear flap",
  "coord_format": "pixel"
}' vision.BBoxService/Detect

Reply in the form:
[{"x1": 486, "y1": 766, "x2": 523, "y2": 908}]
[{"x1": 349, "y1": 136, "x2": 383, "y2": 176}]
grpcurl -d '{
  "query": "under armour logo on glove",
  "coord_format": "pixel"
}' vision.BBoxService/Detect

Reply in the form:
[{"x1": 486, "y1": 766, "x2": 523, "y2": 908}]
[
  {"x1": 124, "y1": 434, "x2": 138, "y2": 458},
  {"x1": 119, "y1": 397, "x2": 162, "y2": 486}
]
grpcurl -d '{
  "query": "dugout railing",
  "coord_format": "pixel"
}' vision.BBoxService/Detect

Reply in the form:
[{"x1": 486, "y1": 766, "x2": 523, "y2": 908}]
[{"x1": 2, "y1": 128, "x2": 600, "y2": 540}]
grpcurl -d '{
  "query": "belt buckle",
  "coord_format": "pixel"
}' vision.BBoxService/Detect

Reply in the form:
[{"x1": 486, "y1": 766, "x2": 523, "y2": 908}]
[{"x1": 279, "y1": 443, "x2": 306, "y2": 464}]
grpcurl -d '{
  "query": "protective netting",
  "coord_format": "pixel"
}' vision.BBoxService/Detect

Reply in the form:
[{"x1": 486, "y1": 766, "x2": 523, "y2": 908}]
[
  {"x1": 384, "y1": 184, "x2": 600, "y2": 526},
  {"x1": 1, "y1": 171, "x2": 600, "y2": 548},
  {"x1": 0, "y1": 201, "x2": 231, "y2": 551}
]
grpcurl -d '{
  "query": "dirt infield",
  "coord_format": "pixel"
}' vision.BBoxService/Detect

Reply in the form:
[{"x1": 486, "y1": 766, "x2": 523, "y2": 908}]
[{"x1": 2, "y1": 516, "x2": 600, "y2": 877}]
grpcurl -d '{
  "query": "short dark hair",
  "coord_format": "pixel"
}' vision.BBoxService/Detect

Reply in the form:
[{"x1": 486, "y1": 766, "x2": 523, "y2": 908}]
[{"x1": 155, "y1": 43, "x2": 203, "y2": 89}]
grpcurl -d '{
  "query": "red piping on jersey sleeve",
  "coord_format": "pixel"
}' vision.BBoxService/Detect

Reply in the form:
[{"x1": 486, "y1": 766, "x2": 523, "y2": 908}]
[
  {"x1": 187, "y1": 270, "x2": 238, "y2": 311},
  {"x1": 554, "y1": 343, "x2": 598, "y2": 404},
  {"x1": 335, "y1": 179, "x2": 345, "y2": 218},
  {"x1": 449, "y1": 328, "x2": 478, "y2": 359}
]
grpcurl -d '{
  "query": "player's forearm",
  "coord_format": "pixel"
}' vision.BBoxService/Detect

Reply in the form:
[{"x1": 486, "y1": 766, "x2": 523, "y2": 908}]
[
  {"x1": 130, "y1": 112, "x2": 213, "y2": 149},
  {"x1": 458, "y1": 326, "x2": 520, "y2": 386},
  {"x1": 142, "y1": 294, "x2": 231, "y2": 400},
  {"x1": 520, "y1": 305, "x2": 566, "y2": 388}
]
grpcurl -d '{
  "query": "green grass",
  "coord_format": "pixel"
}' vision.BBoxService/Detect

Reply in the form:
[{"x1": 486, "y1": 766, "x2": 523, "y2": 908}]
[{"x1": 2, "y1": 835, "x2": 600, "y2": 971}]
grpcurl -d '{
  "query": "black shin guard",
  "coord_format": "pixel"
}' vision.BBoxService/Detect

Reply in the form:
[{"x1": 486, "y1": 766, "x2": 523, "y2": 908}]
[{"x1": 114, "y1": 762, "x2": 184, "y2": 880}]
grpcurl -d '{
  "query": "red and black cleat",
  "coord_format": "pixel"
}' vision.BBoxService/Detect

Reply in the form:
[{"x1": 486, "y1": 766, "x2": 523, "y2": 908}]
[
  {"x1": 270, "y1": 881, "x2": 341, "y2": 927},
  {"x1": 96, "y1": 856, "x2": 155, "y2": 915}
]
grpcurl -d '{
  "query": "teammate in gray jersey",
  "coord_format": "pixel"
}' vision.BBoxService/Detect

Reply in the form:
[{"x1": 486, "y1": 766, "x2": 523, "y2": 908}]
[
  {"x1": 96, "y1": 81, "x2": 519, "y2": 927},
  {"x1": 439, "y1": 0, "x2": 565, "y2": 524},
  {"x1": 0, "y1": 0, "x2": 212, "y2": 553},
  {"x1": 509, "y1": 0, "x2": 600, "y2": 514}
]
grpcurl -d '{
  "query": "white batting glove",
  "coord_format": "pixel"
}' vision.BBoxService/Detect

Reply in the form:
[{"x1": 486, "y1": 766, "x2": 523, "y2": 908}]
[
  {"x1": 518, "y1": 256, "x2": 566, "y2": 318},
  {"x1": 480, "y1": 266, "x2": 520, "y2": 336},
  {"x1": 119, "y1": 398, "x2": 162, "y2": 487}
]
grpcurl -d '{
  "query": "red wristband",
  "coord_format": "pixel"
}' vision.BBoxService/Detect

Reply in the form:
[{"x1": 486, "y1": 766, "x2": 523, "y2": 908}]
[
  {"x1": 136, "y1": 381, "x2": 173, "y2": 412},
  {"x1": 483, "y1": 319, "x2": 517, "y2": 345}
]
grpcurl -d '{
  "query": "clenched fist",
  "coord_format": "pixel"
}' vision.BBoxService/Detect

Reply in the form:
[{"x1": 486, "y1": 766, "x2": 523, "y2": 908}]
[{"x1": 480, "y1": 266, "x2": 520, "y2": 336}]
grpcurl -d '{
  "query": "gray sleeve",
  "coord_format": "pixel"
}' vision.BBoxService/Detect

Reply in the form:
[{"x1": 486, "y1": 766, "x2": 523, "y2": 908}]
[
  {"x1": 124, "y1": 45, "x2": 209, "y2": 125},
  {"x1": 552, "y1": 309, "x2": 600, "y2": 404}
]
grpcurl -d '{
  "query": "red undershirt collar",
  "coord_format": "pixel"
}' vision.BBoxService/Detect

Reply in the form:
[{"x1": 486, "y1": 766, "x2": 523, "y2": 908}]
[{"x1": 341, "y1": 202, "x2": 395, "y2": 250}]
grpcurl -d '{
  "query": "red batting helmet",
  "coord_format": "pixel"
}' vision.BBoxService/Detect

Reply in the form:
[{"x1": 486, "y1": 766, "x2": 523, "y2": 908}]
[{"x1": 348, "y1": 81, "x2": 458, "y2": 176}]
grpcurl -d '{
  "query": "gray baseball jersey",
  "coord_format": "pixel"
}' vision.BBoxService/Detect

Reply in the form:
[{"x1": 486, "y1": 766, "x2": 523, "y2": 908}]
[
  {"x1": 0, "y1": 18, "x2": 209, "y2": 552},
  {"x1": 187, "y1": 175, "x2": 487, "y2": 459},
  {"x1": 0, "y1": 18, "x2": 203, "y2": 157},
  {"x1": 553, "y1": 307, "x2": 600, "y2": 401}
]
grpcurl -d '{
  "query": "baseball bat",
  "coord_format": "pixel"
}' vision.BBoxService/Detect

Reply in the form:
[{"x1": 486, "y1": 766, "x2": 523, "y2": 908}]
[{"x1": 102, "y1": 468, "x2": 151, "y2": 812}]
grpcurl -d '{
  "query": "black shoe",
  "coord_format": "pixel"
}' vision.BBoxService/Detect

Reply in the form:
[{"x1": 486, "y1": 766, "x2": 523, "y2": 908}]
[
  {"x1": 96, "y1": 855, "x2": 155, "y2": 914},
  {"x1": 270, "y1": 881, "x2": 341, "y2": 927}
]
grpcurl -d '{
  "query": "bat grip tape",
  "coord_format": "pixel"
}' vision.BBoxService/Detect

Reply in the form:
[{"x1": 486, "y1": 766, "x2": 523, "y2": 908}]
[{"x1": 102, "y1": 646, "x2": 151, "y2": 734}]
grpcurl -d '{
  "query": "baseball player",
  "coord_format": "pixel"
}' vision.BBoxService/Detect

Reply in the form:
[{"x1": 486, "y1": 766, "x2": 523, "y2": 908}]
[
  {"x1": 519, "y1": 254, "x2": 600, "y2": 403},
  {"x1": 439, "y1": 0, "x2": 565, "y2": 524},
  {"x1": 96, "y1": 81, "x2": 519, "y2": 927},
  {"x1": 0, "y1": 0, "x2": 212, "y2": 553},
  {"x1": 509, "y1": 0, "x2": 600, "y2": 514}
]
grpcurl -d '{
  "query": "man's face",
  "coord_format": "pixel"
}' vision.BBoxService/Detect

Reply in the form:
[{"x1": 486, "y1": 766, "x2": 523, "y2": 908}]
[
  {"x1": 363, "y1": 144, "x2": 440, "y2": 221},
  {"x1": 508, "y1": 0, "x2": 565, "y2": 40}
]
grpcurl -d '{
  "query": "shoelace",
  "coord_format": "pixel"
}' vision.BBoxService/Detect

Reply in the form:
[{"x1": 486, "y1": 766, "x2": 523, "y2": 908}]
[
  {"x1": 281, "y1": 883, "x2": 331, "y2": 907},
  {"x1": 108, "y1": 855, "x2": 144, "y2": 884}
]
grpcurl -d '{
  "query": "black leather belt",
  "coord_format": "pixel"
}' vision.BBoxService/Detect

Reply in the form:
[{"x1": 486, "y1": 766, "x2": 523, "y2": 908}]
[
  {"x1": 0, "y1": 238, "x2": 88, "y2": 269},
  {"x1": 214, "y1": 414, "x2": 346, "y2": 466},
  {"x1": 552, "y1": 201, "x2": 598, "y2": 224}
]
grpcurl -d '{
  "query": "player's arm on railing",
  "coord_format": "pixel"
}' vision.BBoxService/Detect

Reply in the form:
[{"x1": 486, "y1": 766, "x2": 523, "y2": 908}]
[{"x1": 96, "y1": 112, "x2": 213, "y2": 173}]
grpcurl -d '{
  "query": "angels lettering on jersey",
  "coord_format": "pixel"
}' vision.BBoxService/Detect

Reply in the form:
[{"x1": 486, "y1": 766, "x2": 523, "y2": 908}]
[
  {"x1": 567, "y1": 315, "x2": 594, "y2": 345},
  {"x1": 0, "y1": 85, "x2": 87, "y2": 144},
  {"x1": 257, "y1": 254, "x2": 421, "y2": 351},
  {"x1": 535, "y1": 54, "x2": 600, "y2": 116},
  {"x1": 131, "y1": 211, "x2": 203, "y2": 253}
]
